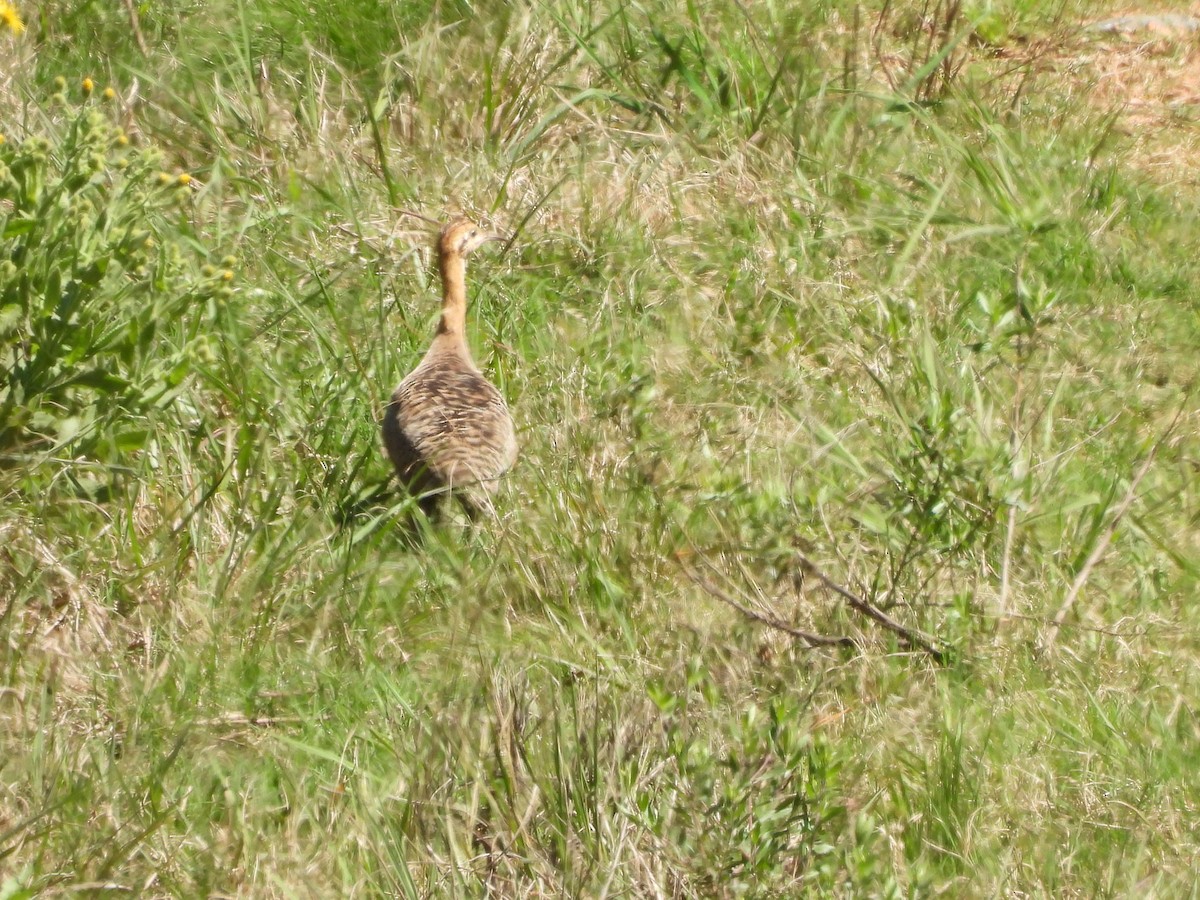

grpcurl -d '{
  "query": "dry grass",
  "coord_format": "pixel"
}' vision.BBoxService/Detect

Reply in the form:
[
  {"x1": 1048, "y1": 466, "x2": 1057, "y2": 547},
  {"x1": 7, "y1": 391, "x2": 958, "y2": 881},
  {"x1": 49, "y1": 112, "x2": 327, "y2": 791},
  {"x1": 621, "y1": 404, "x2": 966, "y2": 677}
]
[
  {"x1": 2, "y1": 0, "x2": 1199, "y2": 895},
  {"x1": 1056, "y1": 3, "x2": 1200, "y2": 183}
]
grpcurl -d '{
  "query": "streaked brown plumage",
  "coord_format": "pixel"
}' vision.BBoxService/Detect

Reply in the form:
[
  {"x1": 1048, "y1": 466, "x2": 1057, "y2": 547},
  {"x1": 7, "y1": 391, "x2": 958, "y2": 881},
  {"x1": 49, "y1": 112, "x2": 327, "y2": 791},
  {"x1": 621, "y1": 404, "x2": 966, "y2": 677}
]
[{"x1": 382, "y1": 218, "x2": 517, "y2": 514}]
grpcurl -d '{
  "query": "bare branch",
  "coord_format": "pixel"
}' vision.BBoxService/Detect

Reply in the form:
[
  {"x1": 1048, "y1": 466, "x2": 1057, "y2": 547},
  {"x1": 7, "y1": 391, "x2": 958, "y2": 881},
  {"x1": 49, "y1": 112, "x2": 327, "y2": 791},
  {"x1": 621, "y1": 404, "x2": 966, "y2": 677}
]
[
  {"x1": 982, "y1": 610, "x2": 1170, "y2": 639},
  {"x1": 681, "y1": 563, "x2": 855, "y2": 650},
  {"x1": 195, "y1": 713, "x2": 309, "y2": 728},
  {"x1": 394, "y1": 208, "x2": 442, "y2": 226},
  {"x1": 999, "y1": 318, "x2": 1029, "y2": 619},
  {"x1": 794, "y1": 552, "x2": 948, "y2": 664},
  {"x1": 121, "y1": 0, "x2": 149, "y2": 57}
]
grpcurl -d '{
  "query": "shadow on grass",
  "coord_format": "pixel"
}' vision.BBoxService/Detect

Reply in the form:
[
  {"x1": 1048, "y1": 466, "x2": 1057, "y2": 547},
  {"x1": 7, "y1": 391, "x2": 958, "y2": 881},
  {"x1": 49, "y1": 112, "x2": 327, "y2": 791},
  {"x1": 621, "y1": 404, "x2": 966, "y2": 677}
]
[{"x1": 336, "y1": 476, "x2": 490, "y2": 549}]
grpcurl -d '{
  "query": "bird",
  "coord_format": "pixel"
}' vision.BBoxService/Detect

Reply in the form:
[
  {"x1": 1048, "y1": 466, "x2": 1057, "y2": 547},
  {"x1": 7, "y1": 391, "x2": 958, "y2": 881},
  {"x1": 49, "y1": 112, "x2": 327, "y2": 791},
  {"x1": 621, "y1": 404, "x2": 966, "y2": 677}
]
[{"x1": 382, "y1": 217, "x2": 518, "y2": 516}]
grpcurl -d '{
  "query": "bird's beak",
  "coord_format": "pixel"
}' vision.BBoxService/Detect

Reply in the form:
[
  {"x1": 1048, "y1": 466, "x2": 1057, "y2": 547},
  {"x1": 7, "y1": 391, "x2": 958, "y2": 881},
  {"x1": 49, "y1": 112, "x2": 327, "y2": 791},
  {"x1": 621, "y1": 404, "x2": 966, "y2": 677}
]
[{"x1": 485, "y1": 230, "x2": 508, "y2": 244}]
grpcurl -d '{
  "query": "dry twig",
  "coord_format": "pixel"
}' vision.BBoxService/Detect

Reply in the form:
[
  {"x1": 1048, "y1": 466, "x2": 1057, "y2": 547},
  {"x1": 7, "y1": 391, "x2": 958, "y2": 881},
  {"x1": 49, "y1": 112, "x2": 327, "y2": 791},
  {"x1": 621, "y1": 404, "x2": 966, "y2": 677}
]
[
  {"x1": 196, "y1": 713, "x2": 309, "y2": 728},
  {"x1": 794, "y1": 552, "x2": 948, "y2": 664},
  {"x1": 681, "y1": 563, "x2": 855, "y2": 650},
  {"x1": 121, "y1": 0, "x2": 150, "y2": 57}
]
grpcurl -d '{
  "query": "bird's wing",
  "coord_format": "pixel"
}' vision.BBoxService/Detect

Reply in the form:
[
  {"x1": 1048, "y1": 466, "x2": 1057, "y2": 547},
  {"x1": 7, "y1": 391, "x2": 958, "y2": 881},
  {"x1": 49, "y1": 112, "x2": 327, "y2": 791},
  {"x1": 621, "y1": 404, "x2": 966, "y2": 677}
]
[{"x1": 392, "y1": 365, "x2": 517, "y2": 488}]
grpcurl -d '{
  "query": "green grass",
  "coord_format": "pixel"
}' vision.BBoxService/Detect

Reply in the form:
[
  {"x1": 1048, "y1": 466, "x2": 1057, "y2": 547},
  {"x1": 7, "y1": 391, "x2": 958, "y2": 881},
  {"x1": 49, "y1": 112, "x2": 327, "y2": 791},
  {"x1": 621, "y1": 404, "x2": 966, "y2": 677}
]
[{"x1": 3, "y1": 0, "x2": 1199, "y2": 895}]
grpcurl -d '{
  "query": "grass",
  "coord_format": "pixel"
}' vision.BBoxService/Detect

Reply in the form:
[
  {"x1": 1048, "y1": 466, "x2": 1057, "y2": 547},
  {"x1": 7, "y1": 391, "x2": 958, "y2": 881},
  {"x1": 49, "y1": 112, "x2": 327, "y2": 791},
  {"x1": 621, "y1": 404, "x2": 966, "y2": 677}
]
[{"x1": 2, "y1": 0, "x2": 1199, "y2": 895}]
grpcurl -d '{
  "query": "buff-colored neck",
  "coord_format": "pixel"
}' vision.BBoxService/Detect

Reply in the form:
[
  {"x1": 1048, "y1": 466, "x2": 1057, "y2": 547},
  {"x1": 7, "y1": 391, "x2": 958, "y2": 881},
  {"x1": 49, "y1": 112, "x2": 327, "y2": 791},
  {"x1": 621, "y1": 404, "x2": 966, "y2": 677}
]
[{"x1": 435, "y1": 250, "x2": 469, "y2": 348}]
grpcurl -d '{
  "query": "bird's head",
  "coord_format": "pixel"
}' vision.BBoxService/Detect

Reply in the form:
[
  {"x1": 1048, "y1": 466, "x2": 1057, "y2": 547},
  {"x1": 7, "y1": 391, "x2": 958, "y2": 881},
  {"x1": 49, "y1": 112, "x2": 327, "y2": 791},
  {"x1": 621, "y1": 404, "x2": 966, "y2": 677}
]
[{"x1": 438, "y1": 217, "x2": 505, "y2": 258}]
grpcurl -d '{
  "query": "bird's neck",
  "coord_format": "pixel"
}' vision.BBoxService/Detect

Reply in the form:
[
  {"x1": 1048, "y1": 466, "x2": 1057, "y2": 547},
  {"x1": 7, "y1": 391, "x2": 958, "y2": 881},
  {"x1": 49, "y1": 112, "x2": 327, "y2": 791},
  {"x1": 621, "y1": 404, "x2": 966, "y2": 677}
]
[{"x1": 436, "y1": 251, "x2": 468, "y2": 340}]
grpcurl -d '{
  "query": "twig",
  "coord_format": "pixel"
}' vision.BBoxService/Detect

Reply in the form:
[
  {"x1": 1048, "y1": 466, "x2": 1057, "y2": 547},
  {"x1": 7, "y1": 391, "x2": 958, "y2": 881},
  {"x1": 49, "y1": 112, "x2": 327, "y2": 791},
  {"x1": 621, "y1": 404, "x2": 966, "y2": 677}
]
[
  {"x1": 998, "y1": 502, "x2": 1019, "y2": 616},
  {"x1": 120, "y1": 0, "x2": 149, "y2": 57},
  {"x1": 196, "y1": 713, "x2": 309, "y2": 728},
  {"x1": 48, "y1": 882, "x2": 131, "y2": 894},
  {"x1": 998, "y1": 330, "x2": 1027, "y2": 618},
  {"x1": 983, "y1": 610, "x2": 1168, "y2": 639},
  {"x1": 395, "y1": 208, "x2": 441, "y2": 226},
  {"x1": 681, "y1": 563, "x2": 855, "y2": 650},
  {"x1": 794, "y1": 552, "x2": 948, "y2": 664},
  {"x1": 1043, "y1": 403, "x2": 1186, "y2": 649}
]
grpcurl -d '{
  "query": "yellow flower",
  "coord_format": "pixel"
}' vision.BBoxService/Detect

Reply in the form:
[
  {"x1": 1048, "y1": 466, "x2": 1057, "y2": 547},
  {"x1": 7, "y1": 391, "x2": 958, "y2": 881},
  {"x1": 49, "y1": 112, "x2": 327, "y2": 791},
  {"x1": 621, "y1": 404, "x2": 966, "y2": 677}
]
[
  {"x1": 177, "y1": 173, "x2": 192, "y2": 185},
  {"x1": 82, "y1": 77, "x2": 94, "y2": 95},
  {"x1": 103, "y1": 87, "x2": 116, "y2": 101},
  {"x1": 0, "y1": 2, "x2": 24, "y2": 35}
]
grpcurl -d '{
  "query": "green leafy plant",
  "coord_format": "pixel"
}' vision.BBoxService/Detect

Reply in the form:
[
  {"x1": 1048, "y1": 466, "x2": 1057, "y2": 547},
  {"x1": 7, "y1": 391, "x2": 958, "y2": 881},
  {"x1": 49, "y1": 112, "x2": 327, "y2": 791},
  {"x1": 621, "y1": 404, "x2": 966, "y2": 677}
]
[{"x1": 0, "y1": 86, "x2": 227, "y2": 472}]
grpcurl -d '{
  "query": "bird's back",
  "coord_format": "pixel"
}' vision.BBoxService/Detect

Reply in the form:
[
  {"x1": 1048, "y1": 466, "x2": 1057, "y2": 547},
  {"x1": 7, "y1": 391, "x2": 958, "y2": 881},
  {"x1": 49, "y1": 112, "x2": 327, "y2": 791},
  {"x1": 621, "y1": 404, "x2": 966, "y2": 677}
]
[{"x1": 383, "y1": 349, "x2": 517, "y2": 507}]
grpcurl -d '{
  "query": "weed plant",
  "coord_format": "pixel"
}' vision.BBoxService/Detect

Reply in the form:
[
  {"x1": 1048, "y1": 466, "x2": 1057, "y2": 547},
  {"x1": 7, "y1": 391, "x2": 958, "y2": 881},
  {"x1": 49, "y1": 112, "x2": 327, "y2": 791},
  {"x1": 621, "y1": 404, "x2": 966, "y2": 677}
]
[{"x1": 0, "y1": 88, "x2": 226, "y2": 489}]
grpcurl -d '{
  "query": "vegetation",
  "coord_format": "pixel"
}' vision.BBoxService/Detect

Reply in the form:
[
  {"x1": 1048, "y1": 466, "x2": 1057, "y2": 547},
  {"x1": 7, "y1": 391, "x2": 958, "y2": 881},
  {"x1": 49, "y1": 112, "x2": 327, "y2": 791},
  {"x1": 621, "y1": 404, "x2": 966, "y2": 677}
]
[{"x1": 2, "y1": 0, "x2": 1197, "y2": 895}]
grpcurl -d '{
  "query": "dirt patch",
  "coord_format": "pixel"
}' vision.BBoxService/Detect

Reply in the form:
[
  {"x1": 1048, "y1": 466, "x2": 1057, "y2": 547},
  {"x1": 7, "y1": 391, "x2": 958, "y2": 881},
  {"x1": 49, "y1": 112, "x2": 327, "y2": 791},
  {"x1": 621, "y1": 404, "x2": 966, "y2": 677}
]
[
  {"x1": 1077, "y1": 7, "x2": 1200, "y2": 117},
  {"x1": 1060, "y1": 5, "x2": 1200, "y2": 182}
]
